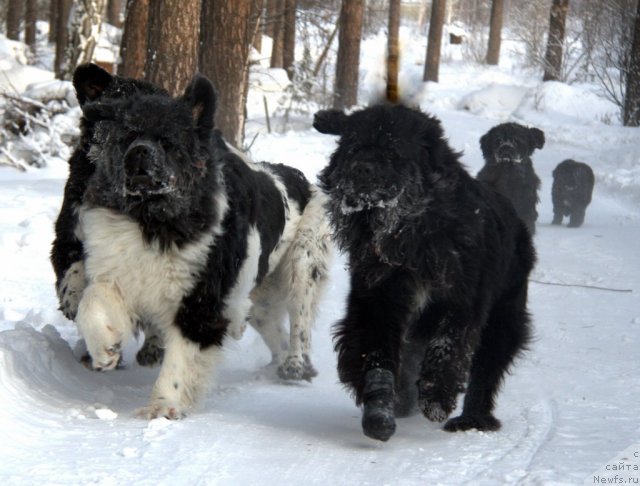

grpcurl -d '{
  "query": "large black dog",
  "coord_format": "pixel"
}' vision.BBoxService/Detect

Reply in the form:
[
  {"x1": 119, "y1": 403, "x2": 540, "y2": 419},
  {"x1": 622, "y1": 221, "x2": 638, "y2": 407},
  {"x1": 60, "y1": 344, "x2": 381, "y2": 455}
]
[
  {"x1": 477, "y1": 122, "x2": 545, "y2": 235},
  {"x1": 314, "y1": 105, "x2": 535, "y2": 441},
  {"x1": 552, "y1": 159, "x2": 595, "y2": 227},
  {"x1": 51, "y1": 64, "x2": 331, "y2": 419}
]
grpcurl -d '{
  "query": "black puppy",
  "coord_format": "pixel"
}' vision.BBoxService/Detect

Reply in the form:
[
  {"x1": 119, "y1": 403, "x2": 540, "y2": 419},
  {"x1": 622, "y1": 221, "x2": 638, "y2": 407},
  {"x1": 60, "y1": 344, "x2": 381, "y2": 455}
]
[
  {"x1": 552, "y1": 159, "x2": 595, "y2": 227},
  {"x1": 314, "y1": 105, "x2": 535, "y2": 441},
  {"x1": 477, "y1": 122, "x2": 545, "y2": 235}
]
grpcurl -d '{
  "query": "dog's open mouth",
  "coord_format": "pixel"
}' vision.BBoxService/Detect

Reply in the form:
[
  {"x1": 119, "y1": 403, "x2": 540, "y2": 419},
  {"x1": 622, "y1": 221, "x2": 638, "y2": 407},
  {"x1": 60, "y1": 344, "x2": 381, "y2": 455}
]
[
  {"x1": 124, "y1": 174, "x2": 177, "y2": 197},
  {"x1": 340, "y1": 188, "x2": 403, "y2": 215}
]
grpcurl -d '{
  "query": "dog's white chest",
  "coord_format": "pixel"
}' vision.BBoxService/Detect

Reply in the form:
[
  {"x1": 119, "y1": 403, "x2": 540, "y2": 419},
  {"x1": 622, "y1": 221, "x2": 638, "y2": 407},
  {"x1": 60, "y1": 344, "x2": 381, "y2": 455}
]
[{"x1": 79, "y1": 207, "x2": 212, "y2": 321}]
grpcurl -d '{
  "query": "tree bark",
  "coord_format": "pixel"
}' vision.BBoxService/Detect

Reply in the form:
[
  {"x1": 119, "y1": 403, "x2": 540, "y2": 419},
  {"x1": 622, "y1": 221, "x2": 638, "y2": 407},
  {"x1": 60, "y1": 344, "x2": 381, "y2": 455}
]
[
  {"x1": 623, "y1": 0, "x2": 640, "y2": 126},
  {"x1": 486, "y1": 0, "x2": 505, "y2": 65},
  {"x1": 145, "y1": 0, "x2": 201, "y2": 96},
  {"x1": 333, "y1": 0, "x2": 365, "y2": 110},
  {"x1": 200, "y1": 0, "x2": 254, "y2": 148},
  {"x1": 282, "y1": 0, "x2": 297, "y2": 79},
  {"x1": 6, "y1": 0, "x2": 23, "y2": 41},
  {"x1": 386, "y1": 0, "x2": 401, "y2": 103},
  {"x1": 251, "y1": 0, "x2": 265, "y2": 53},
  {"x1": 49, "y1": 0, "x2": 59, "y2": 44},
  {"x1": 423, "y1": 0, "x2": 447, "y2": 82},
  {"x1": 119, "y1": 0, "x2": 149, "y2": 79},
  {"x1": 542, "y1": 0, "x2": 570, "y2": 81},
  {"x1": 270, "y1": 0, "x2": 285, "y2": 68},
  {"x1": 54, "y1": 0, "x2": 72, "y2": 79},
  {"x1": 265, "y1": 0, "x2": 277, "y2": 38},
  {"x1": 25, "y1": 0, "x2": 38, "y2": 49},
  {"x1": 107, "y1": 0, "x2": 123, "y2": 28}
]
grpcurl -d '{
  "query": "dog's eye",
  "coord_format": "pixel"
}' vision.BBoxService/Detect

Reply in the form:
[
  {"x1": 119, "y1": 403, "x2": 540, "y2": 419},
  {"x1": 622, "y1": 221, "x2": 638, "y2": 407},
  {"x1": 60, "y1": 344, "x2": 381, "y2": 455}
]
[{"x1": 122, "y1": 131, "x2": 138, "y2": 147}]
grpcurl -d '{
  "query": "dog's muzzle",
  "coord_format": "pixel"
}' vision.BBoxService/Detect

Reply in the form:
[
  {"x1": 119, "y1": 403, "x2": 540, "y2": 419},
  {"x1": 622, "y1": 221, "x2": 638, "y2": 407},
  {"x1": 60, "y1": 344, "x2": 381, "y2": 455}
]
[
  {"x1": 495, "y1": 142, "x2": 521, "y2": 164},
  {"x1": 123, "y1": 141, "x2": 175, "y2": 197}
]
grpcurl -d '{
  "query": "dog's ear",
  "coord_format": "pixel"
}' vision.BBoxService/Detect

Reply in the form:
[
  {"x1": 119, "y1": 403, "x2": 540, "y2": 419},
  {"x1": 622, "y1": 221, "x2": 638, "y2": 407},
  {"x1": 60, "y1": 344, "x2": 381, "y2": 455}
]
[
  {"x1": 73, "y1": 63, "x2": 113, "y2": 107},
  {"x1": 529, "y1": 127, "x2": 545, "y2": 151},
  {"x1": 313, "y1": 110, "x2": 347, "y2": 135},
  {"x1": 183, "y1": 74, "x2": 217, "y2": 139},
  {"x1": 479, "y1": 131, "x2": 492, "y2": 160}
]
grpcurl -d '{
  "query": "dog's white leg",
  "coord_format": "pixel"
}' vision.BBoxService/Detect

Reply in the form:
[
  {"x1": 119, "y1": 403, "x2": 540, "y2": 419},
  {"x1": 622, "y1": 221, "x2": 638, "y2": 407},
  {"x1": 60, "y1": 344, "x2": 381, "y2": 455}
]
[
  {"x1": 135, "y1": 325, "x2": 222, "y2": 420},
  {"x1": 57, "y1": 260, "x2": 86, "y2": 320},
  {"x1": 279, "y1": 191, "x2": 332, "y2": 381},
  {"x1": 75, "y1": 281, "x2": 134, "y2": 370},
  {"x1": 248, "y1": 288, "x2": 289, "y2": 365}
]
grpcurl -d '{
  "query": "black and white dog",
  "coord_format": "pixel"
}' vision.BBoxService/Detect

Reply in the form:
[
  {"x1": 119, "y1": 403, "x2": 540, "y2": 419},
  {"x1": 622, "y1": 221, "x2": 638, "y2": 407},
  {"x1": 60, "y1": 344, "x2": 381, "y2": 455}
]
[
  {"x1": 552, "y1": 159, "x2": 595, "y2": 227},
  {"x1": 314, "y1": 105, "x2": 535, "y2": 441},
  {"x1": 477, "y1": 122, "x2": 545, "y2": 235},
  {"x1": 51, "y1": 64, "x2": 331, "y2": 419}
]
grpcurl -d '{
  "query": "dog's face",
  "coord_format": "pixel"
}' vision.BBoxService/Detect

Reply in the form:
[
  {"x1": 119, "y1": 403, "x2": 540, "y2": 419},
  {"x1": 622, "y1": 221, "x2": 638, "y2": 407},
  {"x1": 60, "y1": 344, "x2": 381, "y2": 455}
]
[
  {"x1": 553, "y1": 160, "x2": 594, "y2": 198},
  {"x1": 479, "y1": 123, "x2": 544, "y2": 165},
  {"x1": 77, "y1": 71, "x2": 218, "y2": 222},
  {"x1": 314, "y1": 105, "x2": 451, "y2": 224}
]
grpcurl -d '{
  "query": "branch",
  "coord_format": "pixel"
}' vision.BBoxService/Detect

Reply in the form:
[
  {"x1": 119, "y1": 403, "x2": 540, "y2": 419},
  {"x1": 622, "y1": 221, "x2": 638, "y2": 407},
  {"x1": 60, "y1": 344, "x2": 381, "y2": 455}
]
[
  {"x1": 529, "y1": 279, "x2": 632, "y2": 293},
  {"x1": 0, "y1": 147, "x2": 28, "y2": 172}
]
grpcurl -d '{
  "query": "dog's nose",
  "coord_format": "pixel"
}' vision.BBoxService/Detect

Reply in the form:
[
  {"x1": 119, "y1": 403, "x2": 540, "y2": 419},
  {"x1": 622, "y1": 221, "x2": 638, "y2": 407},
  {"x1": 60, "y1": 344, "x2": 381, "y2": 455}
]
[{"x1": 124, "y1": 143, "x2": 153, "y2": 177}]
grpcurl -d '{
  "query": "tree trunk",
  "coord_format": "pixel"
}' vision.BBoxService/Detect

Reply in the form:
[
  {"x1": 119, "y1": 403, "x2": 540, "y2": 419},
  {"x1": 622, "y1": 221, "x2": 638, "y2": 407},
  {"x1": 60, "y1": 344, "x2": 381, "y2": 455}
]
[
  {"x1": 107, "y1": 0, "x2": 123, "y2": 27},
  {"x1": 54, "y1": 0, "x2": 72, "y2": 79},
  {"x1": 251, "y1": 0, "x2": 265, "y2": 53},
  {"x1": 486, "y1": 0, "x2": 504, "y2": 65},
  {"x1": 542, "y1": 0, "x2": 570, "y2": 81},
  {"x1": 145, "y1": 0, "x2": 201, "y2": 96},
  {"x1": 6, "y1": 0, "x2": 23, "y2": 41},
  {"x1": 200, "y1": 0, "x2": 254, "y2": 148},
  {"x1": 60, "y1": 0, "x2": 108, "y2": 81},
  {"x1": 623, "y1": 0, "x2": 640, "y2": 126},
  {"x1": 265, "y1": 0, "x2": 277, "y2": 38},
  {"x1": 119, "y1": 0, "x2": 149, "y2": 79},
  {"x1": 49, "y1": 0, "x2": 59, "y2": 44},
  {"x1": 270, "y1": 0, "x2": 285, "y2": 68},
  {"x1": 423, "y1": 0, "x2": 446, "y2": 82},
  {"x1": 282, "y1": 0, "x2": 297, "y2": 79},
  {"x1": 333, "y1": 0, "x2": 365, "y2": 110},
  {"x1": 386, "y1": 0, "x2": 401, "y2": 103},
  {"x1": 25, "y1": 0, "x2": 38, "y2": 49}
]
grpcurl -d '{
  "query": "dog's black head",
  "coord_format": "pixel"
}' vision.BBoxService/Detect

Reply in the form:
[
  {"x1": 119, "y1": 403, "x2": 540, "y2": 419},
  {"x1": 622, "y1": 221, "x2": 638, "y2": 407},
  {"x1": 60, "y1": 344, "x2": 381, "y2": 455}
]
[
  {"x1": 552, "y1": 159, "x2": 594, "y2": 194},
  {"x1": 77, "y1": 67, "x2": 222, "y2": 246},
  {"x1": 315, "y1": 104, "x2": 458, "y2": 214},
  {"x1": 314, "y1": 104, "x2": 462, "y2": 259},
  {"x1": 479, "y1": 122, "x2": 544, "y2": 166}
]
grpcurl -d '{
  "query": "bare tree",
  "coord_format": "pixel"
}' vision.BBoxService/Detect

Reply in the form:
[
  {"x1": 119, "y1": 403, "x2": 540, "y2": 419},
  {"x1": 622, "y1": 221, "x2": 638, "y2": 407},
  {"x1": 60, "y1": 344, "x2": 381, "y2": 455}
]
[
  {"x1": 282, "y1": 0, "x2": 297, "y2": 79},
  {"x1": 200, "y1": 0, "x2": 255, "y2": 148},
  {"x1": 423, "y1": 0, "x2": 447, "y2": 82},
  {"x1": 270, "y1": 0, "x2": 285, "y2": 67},
  {"x1": 542, "y1": 0, "x2": 570, "y2": 81},
  {"x1": 623, "y1": 0, "x2": 640, "y2": 126},
  {"x1": 387, "y1": 0, "x2": 401, "y2": 103},
  {"x1": 486, "y1": 0, "x2": 505, "y2": 65},
  {"x1": 145, "y1": 0, "x2": 200, "y2": 96},
  {"x1": 6, "y1": 0, "x2": 23, "y2": 41},
  {"x1": 54, "y1": 0, "x2": 72, "y2": 79},
  {"x1": 119, "y1": 0, "x2": 149, "y2": 79},
  {"x1": 25, "y1": 0, "x2": 37, "y2": 49},
  {"x1": 334, "y1": 0, "x2": 364, "y2": 110},
  {"x1": 107, "y1": 0, "x2": 123, "y2": 27},
  {"x1": 60, "y1": 0, "x2": 108, "y2": 80}
]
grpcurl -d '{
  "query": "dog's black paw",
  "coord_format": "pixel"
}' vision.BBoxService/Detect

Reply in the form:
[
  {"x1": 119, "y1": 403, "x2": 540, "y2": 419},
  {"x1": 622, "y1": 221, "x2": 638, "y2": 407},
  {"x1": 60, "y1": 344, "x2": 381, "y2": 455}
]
[
  {"x1": 136, "y1": 338, "x2": 164, "y2": 367},
  {"x1": 361, "y1": 368, "x2": 396, "y2": 441},
  {"x1": 417, "y1": 379, "x2": 457, "y2": 422},
  {"x1": 443, "y1": 414, "x2": 501, "y2": 432}
]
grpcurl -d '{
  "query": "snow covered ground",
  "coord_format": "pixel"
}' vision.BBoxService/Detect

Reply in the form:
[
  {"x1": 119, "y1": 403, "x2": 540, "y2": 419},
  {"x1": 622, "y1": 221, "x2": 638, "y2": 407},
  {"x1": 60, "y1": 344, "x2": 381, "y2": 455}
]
[{"x1": 1, "y1": 28, "x2": 639, "y2": 485}]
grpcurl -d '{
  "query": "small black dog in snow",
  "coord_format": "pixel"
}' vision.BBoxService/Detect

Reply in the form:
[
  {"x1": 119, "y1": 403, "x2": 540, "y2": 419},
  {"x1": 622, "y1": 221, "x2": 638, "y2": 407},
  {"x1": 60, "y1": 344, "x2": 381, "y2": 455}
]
[
  {"x1": 551, "y1": 159, "x2": 595, "y2": 228},
  {"x1": 51, "y1": 64, "x2": 331, "y2": 419},
  {"x1": 314, "y1": 104, "x2": 535, "y2": 441},
  {"x1": 477, "y1": 122, "x2": 545, "y2": 235}
]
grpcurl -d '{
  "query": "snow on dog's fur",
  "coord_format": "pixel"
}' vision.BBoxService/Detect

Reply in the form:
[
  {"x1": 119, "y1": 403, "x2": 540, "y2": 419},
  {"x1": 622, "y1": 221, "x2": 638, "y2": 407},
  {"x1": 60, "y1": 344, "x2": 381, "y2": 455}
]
[
  {"x1": 51, "y1": 64, "x2": 331, "y2": 419},
  {"x1": 314, "y1": 105, "x2": 535, "y2": 442}
]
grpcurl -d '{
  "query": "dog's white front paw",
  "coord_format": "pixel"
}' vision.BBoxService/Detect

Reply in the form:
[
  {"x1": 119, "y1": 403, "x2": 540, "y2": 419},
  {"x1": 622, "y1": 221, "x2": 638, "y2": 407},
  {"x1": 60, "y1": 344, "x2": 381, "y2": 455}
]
[{"x1": 135, "y1": 400, "x2": 186, "y2": 420}]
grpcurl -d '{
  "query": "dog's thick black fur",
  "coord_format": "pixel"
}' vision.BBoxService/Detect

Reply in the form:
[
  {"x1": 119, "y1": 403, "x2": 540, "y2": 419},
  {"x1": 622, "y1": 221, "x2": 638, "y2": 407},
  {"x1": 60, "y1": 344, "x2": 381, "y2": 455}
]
[
  {"x1": 552, "y1": 159, "x2": 595, "y2": 227},
  {"x1": 477, "y1": 122, "x2": 545, "y2": 235},
  {"x1": 314, "y1": 105, "x2": 535, "y2": 441},
  {"x1": 51, "y1": 64, "x2": 330, "y2": 419}
]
